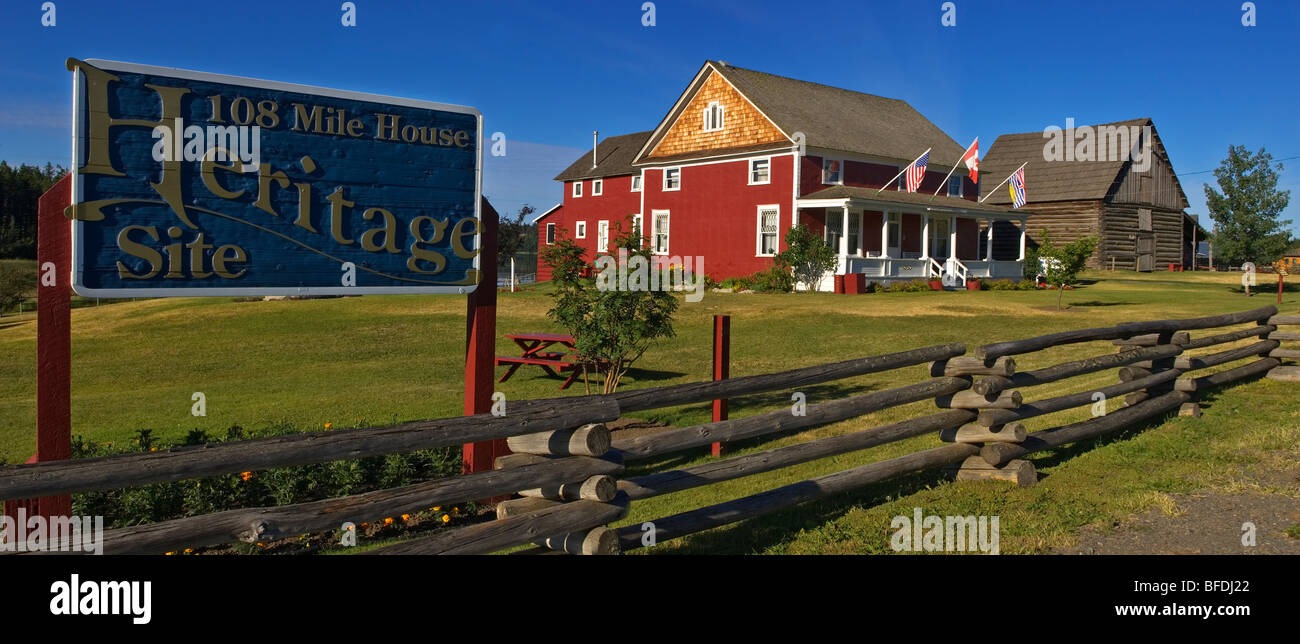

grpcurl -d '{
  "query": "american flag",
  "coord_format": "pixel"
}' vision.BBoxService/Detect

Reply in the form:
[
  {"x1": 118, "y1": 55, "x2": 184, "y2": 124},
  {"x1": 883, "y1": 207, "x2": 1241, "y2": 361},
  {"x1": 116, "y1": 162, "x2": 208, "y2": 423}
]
[
  {"x1": 1008, "y1": 167, "x2": 1027, "y2": 208},
  {"x1": 904, "y1": 150, "x2": 929, "y2": 193}
]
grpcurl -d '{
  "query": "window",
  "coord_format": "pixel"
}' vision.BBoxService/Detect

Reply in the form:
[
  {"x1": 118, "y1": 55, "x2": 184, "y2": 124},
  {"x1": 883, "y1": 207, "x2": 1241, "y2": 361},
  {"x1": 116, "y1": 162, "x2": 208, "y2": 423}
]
[
  {"x1": 545, "y1": 223, "x2": 556, "y2": 245},
  {"x1": 847, "y1": 213, "x2": 861, "y2": 256},
  {"x1": 597, "y1": 220, "x2": 609, "y2": 251},
  {"x1": 572, "y1": 181, "x2": 582, "y2": 197},
  {"x1": 825, "y1": 212, "x2": 843, "y2": 251},
  {"x1": 930, "y1": 218, "x2": 950, "y2": 258},
  {"x1": 947, "y1": 175, "x2": 963, "y2": 197},
  {"x1": 822, "y1": 158, "x2": 841, "y2": 184},
  {"x1": 757, "y1": 206, "x2": 780, "y2": 256},
  {"x1": 750, "y1": 158, "x2": 771, "y2": 185},
  {"x1": 702, "y1": 100, "x2": 725, "y2": 132},
  {"x1": 592, "y1": 179, "x2": 602, "y2": 196},
  {"x1": 663, "y1": 167, "x2": 681, "y2": 191},
  {"x1": 575, "y1": 221, "x2": 587, "y2": 239},
  {"x1": 631, "y1": 175, "x2": 642, "y2": 192},
  {"x1": 887, "y1": 212, "x2": 901, "y2": 252},
  {"x1": 652, "y1": 210, "x2": 670, "y2": 254},
  {"x1": 632, "y1": 214, "x2": 643, "y2": 240}
]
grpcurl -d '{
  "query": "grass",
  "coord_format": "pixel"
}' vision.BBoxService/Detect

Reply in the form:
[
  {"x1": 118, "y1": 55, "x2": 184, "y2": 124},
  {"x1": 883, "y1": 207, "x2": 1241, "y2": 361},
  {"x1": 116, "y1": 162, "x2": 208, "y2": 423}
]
[{"x1": 0, "y1": 268, "x2": 1296, "y2": 553}]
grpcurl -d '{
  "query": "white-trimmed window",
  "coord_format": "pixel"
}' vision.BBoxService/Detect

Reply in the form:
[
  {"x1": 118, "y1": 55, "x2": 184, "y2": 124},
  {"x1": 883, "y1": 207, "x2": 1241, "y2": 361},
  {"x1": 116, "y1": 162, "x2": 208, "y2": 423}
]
[
  {"x1": 651, "y1": 210, "x2": 670, "y2": 254},
  {"x1": 592, "y1": 179, "x2": 602, "y2": 196},
  {"x1": 750, "y1": 158, "x2": 771, "y2": 185},
  {"x1": 930, "y1": 218, "x2": 950, "y2": 258},
  {"x1": 631, "y1": 175, "x2": 642, "y2": 192},
  {"x1": 947, "y1": 175, "x2": 963, "y2": 197},
  {"x1": 632, "y1": 214, "x2": 643, "y2": 240},
  {"x1": 756, "y1": 205, "x2": 780, "y2": 256},
  {"x1": 545, "y1": 223, "x2": 556, "y2": 245},
  {"x1": 825, "y1": 213, "x2": 843, "y2": 250},
  {"x1": 663, "y1": 167, "x2": 681, "y2": 191},
  {"x1": 702, "y1": 100, "x2": 725, "y2": 132},
  {"x1": 572, "y1": 181, "x2": 582, "y2": 197},
  {"x1": 597, "y1": 220, "x2": 609, "y2": 252},
  {"x1": 822, "y1": 158, "x2": 842, "y2": 184},
  {"x1": 575, "y1": 221, "x2": 587, "y2": 239}
]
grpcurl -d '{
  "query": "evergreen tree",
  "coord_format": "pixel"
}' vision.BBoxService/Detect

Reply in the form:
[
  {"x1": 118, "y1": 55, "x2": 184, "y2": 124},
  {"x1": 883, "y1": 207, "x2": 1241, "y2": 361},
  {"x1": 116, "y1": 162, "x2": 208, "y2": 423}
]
[{"x1": 1203, "y1": 146, "x2": 1292, "y2": 267}]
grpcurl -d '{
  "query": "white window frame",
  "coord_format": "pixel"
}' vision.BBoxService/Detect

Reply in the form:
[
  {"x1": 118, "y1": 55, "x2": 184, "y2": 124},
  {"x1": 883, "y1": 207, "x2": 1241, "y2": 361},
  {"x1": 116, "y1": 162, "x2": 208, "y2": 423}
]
[
  {"x1": 702, "y1": 100, "x2": 725, "y2": 132},
  {"x1": 947, "y1": 175, "x2": 963, "y2": 197},
  {"x1": 930, "y1": 217, "x2": 950, "y2": 258},
  {"x1": 847, "y1": 212, "x2": 861, "y2": 256},
  {"x1": 575, "y1": 221, "x2": 587, "y2": 239},
  {"x1": 632, "y1": 213, "x2": 643, "y2": 240},
  {"x1": 756, "y1": 205, "x2": 780, "y2": 257},
  {"x1": 663, "y1": 167, "x2": 682, "y2": 191},
  {"x1": 545, "y1": 223, "x2": 556, "y2": 245},
  {"x1": 572, "y1": 181, "x2": 582, "y2": 197},
  {"x1": 824, "y1": 212, "x2": 843, "y2": 251},
  {"x1": 749, "y1": 158, "x2": 771, "y2": 185},
  {"x1": 822, "y1": 158, "x2": 842, "y2": 185},
  {"x1": 597, "y1": 220, "x2": 609, "y2": 252},
  {"x1": 592, "y1": 179, "x2": 602, "y2": 196},
  {"x1": 631, "y1": 175, "x2": 642, "y2": 192},
  {"x1": 651, "y1": 209, "x2": 670, "y2": 255}
]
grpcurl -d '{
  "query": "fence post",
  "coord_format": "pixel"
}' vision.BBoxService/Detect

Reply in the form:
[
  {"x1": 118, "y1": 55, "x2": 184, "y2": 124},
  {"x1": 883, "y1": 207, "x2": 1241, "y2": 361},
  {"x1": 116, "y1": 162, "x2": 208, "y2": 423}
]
[
  {"x1": 463, "y1": 198, "x2": 509, "y2": 477},
  {"x1": 711, "y1": 315, "x2": 730, "y2": 457}
]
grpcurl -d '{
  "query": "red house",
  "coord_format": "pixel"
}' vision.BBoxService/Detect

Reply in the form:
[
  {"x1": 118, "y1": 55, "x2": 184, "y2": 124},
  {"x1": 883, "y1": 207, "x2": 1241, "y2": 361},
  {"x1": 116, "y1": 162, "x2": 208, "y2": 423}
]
[{"x1": 536, "y1": 61, "x2": 1028, "y2": 288}]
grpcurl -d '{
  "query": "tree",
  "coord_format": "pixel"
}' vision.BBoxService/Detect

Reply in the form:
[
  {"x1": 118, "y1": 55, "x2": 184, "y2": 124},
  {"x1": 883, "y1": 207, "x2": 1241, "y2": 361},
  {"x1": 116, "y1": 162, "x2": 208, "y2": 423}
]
[
  {"x1": 1034, "y1": 230, "x2": 1098, "y2": 309},
  {"x1": 0, "y1": 263, "x2": 33, "y2": 316},
  {"x1": 0, "y1": 162, "x2": 67, "y2": 258},
  {"x1": 538, "y1": 215, "x2": 677, "y2": 394},
  {"x1": 775, "y1": 223, "x2": 837, "y2": 292},
  {"x1": 497, "y1": 204, "x2": 535, "y2": 291},
  {"x1": 1203, "y1": 145, "x2": 1292, "y2": 267}
]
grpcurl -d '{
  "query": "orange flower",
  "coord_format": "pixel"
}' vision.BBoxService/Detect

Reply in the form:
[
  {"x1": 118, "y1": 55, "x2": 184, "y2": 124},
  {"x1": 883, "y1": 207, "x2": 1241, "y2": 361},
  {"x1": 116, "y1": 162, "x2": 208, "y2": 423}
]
[
  {"x1": 383, "y1": 517, "x2": 393, "y2": 526},
  {"x1": 240, "y1": 471, "x2": 253, "y2": 481},
  {"x1": 441, "y1": 514, "x2": 451, "y2": 524},
  {"x1": 400, "y1": 514, "x2": 410, "y2": 521},
  {"x1": 184, "y1": 548, "x2": 193, "y2": 554},
  {"x1": 324, "y1": 422, "x2": 333, "y2": 429},
  {"x1": 164, "y1": 551, "x2": 175, "y2": 556}
]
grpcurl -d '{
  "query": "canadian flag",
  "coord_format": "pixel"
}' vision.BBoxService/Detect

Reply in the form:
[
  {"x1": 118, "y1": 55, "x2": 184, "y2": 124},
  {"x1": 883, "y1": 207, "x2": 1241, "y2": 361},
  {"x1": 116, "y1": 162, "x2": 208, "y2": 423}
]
[{"x1": 962, "y1": 138, "x2": 979, "y2": 183}]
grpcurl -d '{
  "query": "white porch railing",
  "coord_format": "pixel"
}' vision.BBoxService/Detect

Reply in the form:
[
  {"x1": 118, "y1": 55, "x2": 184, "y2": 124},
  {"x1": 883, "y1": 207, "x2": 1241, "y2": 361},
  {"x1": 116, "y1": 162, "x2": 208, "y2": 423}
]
[
  {"x1": 928, "y1": 258, "x2": 944, "y2": 279},
  {"x1": 946, "y1": 258, "x2": 969, "y2": 284}
]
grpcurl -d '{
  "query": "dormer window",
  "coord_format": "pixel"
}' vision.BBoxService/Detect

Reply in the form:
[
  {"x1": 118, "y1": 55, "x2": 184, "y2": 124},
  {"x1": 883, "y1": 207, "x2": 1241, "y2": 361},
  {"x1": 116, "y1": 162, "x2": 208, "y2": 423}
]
[
  {"x1": 947, "y1": 175, "x2": 963, "y2": 197},
  {"x1": 702, "y1": 101, "x2": 725, "y2": 132}
]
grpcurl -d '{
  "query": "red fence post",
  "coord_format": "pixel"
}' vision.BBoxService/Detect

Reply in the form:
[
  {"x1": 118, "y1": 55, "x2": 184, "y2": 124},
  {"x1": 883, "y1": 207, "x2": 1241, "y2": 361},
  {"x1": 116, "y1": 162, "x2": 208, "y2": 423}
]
[
  {"x1": 1280, "y1": 273, "x2": 1285, "y2": 306},
  {"x1": 463, "y1": 197, "x2": 507, "y2": 476},
  {"x1": 35, "y1": 175, "x2": 73, "y2": 519},
  {"x1": 711, "y1": 315, "x2": 730, "y2": 457}
]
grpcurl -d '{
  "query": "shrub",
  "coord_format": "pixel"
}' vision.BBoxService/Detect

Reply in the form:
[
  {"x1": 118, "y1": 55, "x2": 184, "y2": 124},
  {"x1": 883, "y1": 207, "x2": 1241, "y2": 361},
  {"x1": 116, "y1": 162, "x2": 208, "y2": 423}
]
[
  {"x1": 0, "y1": 263, "x2": 33, "y2": 316},
  {"x1": 888, "y1": 279, "x2": 931, "y2": 293},
  {"x1": 774, "y1": 224, "x2": 835, "y2": 292}
]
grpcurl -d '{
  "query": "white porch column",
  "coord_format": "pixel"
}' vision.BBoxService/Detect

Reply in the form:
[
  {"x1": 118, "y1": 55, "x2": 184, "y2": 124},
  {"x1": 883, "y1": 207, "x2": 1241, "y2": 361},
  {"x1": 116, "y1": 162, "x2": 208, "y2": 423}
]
[
  {"x1": 840, "y1": 206, "x2": 850, "y2": 258},
  {"x1": 920, "y1": 213, "x2": 930, "y2": 261},
  {"x1": 948, "y1": 217, "x2": 958, "y2": 261},
  {"x1": 985, "y1": 218, "x2": 993, "y2": 261},
  {"x1": 880, "y1": 211, "x2": 891, "y2": 258},
  {"x1": 1017, "y1": 219, "x2": 1027, "y2": 261}
]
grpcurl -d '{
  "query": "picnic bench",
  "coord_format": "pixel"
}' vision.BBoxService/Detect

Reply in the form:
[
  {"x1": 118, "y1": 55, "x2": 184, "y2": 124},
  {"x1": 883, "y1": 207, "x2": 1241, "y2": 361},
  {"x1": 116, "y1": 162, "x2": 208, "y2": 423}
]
[{"x1": 495, "y1": 332, "x2": 604, "y2": 389}]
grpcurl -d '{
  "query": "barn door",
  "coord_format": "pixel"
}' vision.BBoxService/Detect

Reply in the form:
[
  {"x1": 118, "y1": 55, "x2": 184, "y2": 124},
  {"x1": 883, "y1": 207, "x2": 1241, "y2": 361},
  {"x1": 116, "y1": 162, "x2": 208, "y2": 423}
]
[{"x1": 1136, "y1": 208, "x2": 1154, "y2": 272}]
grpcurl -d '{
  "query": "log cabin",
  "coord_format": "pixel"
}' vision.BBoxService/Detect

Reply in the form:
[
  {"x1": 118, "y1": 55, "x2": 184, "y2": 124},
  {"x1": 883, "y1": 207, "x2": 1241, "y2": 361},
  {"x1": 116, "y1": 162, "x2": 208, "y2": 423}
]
[
  {"x1": 979, "y1": 118, "x2": 1206, "y2": 271},
  {"x1": 535, "y1": 60, "x2": 1028, "y2": 288}
]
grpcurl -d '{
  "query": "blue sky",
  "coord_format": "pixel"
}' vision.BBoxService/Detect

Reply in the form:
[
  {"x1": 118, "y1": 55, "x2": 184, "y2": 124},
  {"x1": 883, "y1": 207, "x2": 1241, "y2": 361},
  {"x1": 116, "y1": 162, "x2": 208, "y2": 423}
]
[{"x1": 2, "y1": 0, "x2": 1297, "y2": 235}]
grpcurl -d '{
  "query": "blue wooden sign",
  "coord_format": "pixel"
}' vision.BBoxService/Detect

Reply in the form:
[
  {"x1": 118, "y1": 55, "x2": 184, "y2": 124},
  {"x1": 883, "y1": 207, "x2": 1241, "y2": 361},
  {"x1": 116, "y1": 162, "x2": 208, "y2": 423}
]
[{"x1": 68, "y1": 58, "x2": 482, "y2": 296}]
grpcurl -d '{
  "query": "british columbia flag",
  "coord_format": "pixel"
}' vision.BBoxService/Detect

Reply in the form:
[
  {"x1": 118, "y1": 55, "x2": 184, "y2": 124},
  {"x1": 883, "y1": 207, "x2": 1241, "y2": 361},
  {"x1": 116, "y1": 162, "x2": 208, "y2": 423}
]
[
  {"x1": 904, "y1": 150, "x2": 929, "y2": 192},
  {"x1": 1009, "y1": 167, "x2": 1027, "y2": 208}
]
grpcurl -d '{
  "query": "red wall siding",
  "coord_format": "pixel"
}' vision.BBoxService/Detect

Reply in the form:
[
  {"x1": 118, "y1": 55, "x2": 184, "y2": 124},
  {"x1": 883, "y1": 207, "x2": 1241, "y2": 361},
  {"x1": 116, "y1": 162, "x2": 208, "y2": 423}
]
[
  {"x1": 902, "y1": 214, "x2": 922, "y2": 254},
  {"x1": 957, "y1": 217, "x2": 980, "y2": 259},
  {"x1": 641, "y1": 154, "x2": 795, "y2": 279},
  {"x1": 535, "y1": 174, "x2": 643, "y2": 281},
  {"x1": 863, "y1": 211, "x2": 883, "y2": 254}
]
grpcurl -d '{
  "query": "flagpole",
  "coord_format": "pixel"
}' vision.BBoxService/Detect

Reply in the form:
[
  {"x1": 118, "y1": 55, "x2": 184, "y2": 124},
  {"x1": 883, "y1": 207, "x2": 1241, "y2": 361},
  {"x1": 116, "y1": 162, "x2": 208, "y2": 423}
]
[
  {"x1": 875, "y1": 147, "x2": 931, "y2": 196},
  {"x1": 978, "y1": 161, "x2": 1027, "y2": 204},
  {"x1": 930, "y1": 139, "x2": 977, "y2": 201}
]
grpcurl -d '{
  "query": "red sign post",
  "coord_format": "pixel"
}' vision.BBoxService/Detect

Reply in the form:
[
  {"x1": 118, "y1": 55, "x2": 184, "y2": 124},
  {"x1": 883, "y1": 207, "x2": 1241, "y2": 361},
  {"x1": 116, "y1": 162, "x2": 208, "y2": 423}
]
[
  {"x1": 462, "y1": 198, "x2": 508, "y2": 474},
  {"x1": 711, "y1": 314, "x2": 731, "y2": 457}
]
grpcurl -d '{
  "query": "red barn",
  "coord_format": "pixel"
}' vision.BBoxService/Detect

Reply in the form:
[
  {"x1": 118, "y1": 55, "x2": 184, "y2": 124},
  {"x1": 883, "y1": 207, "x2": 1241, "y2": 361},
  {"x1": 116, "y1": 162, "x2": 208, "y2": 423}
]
[{"x1": 536, "y1": 61, "x2": 1028, "y2": 288}]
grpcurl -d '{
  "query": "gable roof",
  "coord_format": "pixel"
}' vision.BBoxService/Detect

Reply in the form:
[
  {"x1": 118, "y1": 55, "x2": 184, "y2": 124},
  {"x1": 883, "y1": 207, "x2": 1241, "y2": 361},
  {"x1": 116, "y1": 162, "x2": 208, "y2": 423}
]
[
  {"x1": 633, "y1": 61, "x2": 967, "y2": 167},
  {"x1": 979, "y1": 118, "x2": 1188, "y2": 207},
  {"x1": 532, "y1": 203, "x2": 562, "y2": 223},
  {"x1": 554, "y1": 131, "x2": 654, "y2": 181}
]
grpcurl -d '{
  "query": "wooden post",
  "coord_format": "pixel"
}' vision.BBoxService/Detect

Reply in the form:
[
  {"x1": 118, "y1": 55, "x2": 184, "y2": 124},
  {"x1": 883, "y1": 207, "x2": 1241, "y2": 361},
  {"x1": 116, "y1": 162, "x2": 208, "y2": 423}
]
[
  {"x1": 711, "y1": 315, "x2": 730, "y2": 457},
  {"x1": 463, "y1": 198, "x2": 506, "y2": 476},
  {"x1": 27, "y1": 175, "x2": 74, "y2": 521}
]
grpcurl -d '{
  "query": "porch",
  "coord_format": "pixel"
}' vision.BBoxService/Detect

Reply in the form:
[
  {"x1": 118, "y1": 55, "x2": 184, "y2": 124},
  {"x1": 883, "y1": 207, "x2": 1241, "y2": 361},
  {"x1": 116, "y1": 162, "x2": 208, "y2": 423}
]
[{"x1": 796, "y1": 187, "x2": 1028, "y2": 291}]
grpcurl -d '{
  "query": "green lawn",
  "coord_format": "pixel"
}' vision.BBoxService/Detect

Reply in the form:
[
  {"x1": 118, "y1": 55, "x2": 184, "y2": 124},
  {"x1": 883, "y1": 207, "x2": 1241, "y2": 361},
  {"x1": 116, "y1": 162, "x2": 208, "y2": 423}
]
[{"x1": 0, "y1": 269, "x2": 1296, "y2": 553}]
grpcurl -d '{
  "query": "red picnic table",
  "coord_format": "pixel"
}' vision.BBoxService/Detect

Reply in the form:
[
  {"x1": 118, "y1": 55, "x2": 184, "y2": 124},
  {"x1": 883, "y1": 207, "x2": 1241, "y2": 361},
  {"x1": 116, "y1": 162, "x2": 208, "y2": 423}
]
[{"x1": 496, "y1": 332, "x2": 592, "y2": 389}]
